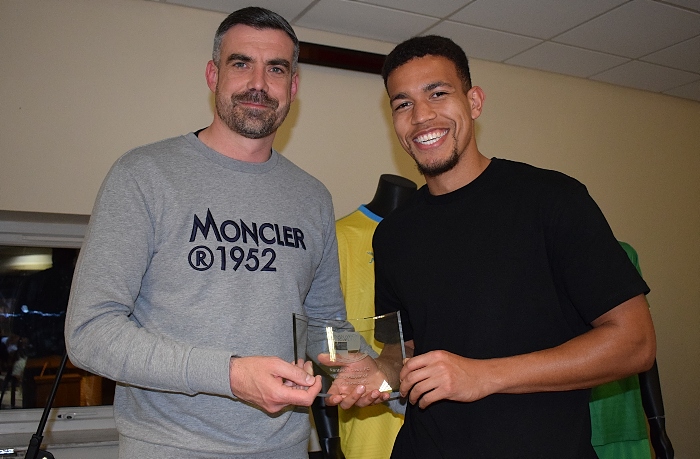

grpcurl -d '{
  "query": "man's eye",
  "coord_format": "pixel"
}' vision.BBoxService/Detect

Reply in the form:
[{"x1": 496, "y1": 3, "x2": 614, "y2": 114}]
[
  {"x1": 393, "y1": 102, "x2": 411, "y2": 111},
  {"x1": 270, "y1": 67, "x2": 285, "y2": 74},
  {"x1": 233, "y1": 62, "x2": 247, "y2": 68}
]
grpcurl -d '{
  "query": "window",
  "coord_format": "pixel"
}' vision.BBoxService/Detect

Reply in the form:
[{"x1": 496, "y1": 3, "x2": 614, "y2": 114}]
[{"x1": 0, "y1": 211, "x2": 115, "y2": 411}]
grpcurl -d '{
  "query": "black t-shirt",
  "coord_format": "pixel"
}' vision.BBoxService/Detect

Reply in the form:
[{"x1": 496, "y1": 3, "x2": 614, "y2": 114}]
[{"x1": 373, "y1": 158, "x2": 649, "y2": 458}]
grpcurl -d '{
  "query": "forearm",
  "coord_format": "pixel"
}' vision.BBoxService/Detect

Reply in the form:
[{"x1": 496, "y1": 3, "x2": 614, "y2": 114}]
[
  {"x1": 487, "y1": 295, "x2": 656, "y2": 395},
  {"x1": 401, "y1": 295, "x2": 655, "y2": 407},
  {"x1": 66, "y1": 298, "x2": 233, "y2": 396}
]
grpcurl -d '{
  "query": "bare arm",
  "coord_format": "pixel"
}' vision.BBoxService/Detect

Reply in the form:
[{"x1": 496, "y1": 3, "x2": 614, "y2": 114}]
[{"x1": 400, "y1": 294, "x2": 656, "y2": 408}]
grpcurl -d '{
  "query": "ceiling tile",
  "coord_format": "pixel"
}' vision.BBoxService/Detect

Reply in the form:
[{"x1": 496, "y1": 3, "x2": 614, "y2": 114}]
[
  {"x1": 449, "y1": 0, "x2": 626, "y2": 39},
  {"x1": 663, "y1": 79, "x2": 700, "y2": 102},
  {"x1": 555, "y1": 0, "x2": 700, "y2": 58},
  {"x1": 662, "y1": 0, "x2": 700, "y2": 14},
  {"x1": 296, "y1": 0, "x2": 438, "y2": 43},
  {"x1": 355, "y1": 0, "x2": 467, "y2": 18},
  {"x1": 160, "y1": 0, "x2": 316, "y2": 18},
  {"x1": 144, "y1": 0, "x2": 700, "y2": 102},
  {"x1": 642, "y1": 36, "x2": 700, "y2": 73},
  {"x1": 425, "y1": 21, "x2": 541, "y2": 62},
  {"x1": 505, "y1": 42, "x2": 629, "y2": 78},
  {"x1": 591, "y1": 60, "x2": 700, "y2": 92}
]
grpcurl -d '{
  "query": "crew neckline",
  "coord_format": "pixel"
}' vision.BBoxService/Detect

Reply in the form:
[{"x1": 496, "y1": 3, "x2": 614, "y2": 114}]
[
  {"x1": 423, "y1": 158, "x2": 500, "y2": 204},
  {"x1": 183, "y1": 132, "x2": 279, "y2": 174}
]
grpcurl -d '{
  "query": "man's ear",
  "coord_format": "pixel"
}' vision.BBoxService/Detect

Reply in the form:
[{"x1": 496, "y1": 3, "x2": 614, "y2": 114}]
[
  {"x1": 468, "y1": 86, "x2": 485, "y2": 120},
  {"x1": 205, "y1": 60, "x2": 219, "y2": 93},
  {"x1": 290, "y1": 72, "x2": 299, "y2": 102}
]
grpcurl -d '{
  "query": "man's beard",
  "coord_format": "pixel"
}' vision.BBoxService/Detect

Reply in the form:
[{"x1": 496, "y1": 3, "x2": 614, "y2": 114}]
[
  {"x1": 413, "y1": 133, "x2": 461, "y2": 178},
  {"x1": 216, "y1": 89, "x2": 290, "y2": 139}
]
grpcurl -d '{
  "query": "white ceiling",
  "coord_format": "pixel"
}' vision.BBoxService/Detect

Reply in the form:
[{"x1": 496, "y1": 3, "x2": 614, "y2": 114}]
[{"x1": 148, "y1": 0, "x2": 700, "y2": 102}]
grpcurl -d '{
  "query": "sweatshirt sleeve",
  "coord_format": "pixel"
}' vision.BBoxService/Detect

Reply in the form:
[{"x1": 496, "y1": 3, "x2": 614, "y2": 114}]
[
  {"x1": 65, "y1": 159, "x2": 234, "y2": 398},
  {"x1": 300, "y1": 195, "x2": 347, "y2": 321}
]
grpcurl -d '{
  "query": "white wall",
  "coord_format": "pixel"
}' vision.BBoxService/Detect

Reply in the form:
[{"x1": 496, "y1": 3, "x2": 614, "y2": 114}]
[
  {"x1": 1, "y1": 0, "x2": 699, "y2": 456},
  {"x1": 0, "y1": 0, "x2": 420, "y2": 218}
]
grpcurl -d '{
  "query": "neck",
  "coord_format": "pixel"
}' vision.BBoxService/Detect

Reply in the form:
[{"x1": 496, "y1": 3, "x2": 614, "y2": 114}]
[{"x1": 425, "y1": 151, "x2": 490, "y2": 196}]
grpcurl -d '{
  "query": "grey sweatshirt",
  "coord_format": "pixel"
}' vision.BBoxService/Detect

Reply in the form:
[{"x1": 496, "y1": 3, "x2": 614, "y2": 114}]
[{"x1": 65, "y1": 133, "x2": 347, "y2": 458}]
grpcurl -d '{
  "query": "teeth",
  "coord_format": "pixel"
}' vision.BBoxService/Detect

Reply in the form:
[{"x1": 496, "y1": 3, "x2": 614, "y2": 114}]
[{"x1": 415, "y1": 130, "x2": 447, "y2": 145}]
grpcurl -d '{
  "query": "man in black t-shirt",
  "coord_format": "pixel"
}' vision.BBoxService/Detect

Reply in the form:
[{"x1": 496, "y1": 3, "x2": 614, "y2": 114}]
[{"x1": 324, "y1": 36, "x2": 656, "y2": 458}]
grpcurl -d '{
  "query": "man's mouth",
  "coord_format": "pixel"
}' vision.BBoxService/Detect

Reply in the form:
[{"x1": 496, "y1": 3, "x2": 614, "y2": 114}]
[
  {"x1": 414, "y1": 129, "x2": 448, "y2": 146},
  {"x1": 233, "y1": 91, "x2": 278, "y2": 109}
]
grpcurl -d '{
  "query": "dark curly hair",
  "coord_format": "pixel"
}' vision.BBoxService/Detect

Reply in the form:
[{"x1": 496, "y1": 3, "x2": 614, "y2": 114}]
[{"x1": 381, "y1": 35, "x2": 472, "y2": 91}]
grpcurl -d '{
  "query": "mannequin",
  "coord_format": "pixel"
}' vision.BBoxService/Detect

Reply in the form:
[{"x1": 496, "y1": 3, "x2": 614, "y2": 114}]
[
  {"x1": 311, "y1": 371, "x2": 343, "y2": 459},
  {"x1": 640, "y1": 361, "x2": 674, "y2": 458},
  {"x1": 365, "y1": 174, "x2": 418, "y2": 218},
  {"x1": 312, "y1": 174, "x2": 416, "y2": 459}
]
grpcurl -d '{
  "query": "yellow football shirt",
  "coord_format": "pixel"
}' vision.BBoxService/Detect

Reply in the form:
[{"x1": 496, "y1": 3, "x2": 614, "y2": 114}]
[{"x1": 335, "y1": 207, "x2": 404, "y2": 459}]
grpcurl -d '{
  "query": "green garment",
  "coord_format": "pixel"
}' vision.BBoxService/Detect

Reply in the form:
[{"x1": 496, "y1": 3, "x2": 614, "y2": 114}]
[{"x1": 590, "y1": 242, "x2": 651, "y2": 458}]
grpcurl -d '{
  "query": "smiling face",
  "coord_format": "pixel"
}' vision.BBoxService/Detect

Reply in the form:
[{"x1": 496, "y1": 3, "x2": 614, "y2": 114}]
[
  {"x1": 206, "y1": 24, "x2": 298, "y2": 140},
  {"x1": 386, "y1": 55, "x2": 483, "y2": 180}
]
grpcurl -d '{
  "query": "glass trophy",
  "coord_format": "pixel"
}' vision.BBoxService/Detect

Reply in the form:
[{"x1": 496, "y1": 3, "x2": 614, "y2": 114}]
[{"x1": 293, "y1": 311, "x2": 405, "y2": 398}]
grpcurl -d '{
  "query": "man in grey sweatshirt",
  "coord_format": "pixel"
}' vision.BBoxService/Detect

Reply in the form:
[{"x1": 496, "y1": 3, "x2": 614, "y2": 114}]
[{"x1": 65, "y1": 7, "x2": 346, "y2": 458}]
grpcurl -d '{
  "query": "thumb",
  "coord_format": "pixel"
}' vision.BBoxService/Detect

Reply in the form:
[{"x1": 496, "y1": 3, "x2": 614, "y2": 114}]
[{"x1": 281, "y1": 362, "x2": 316, "y2": 387}]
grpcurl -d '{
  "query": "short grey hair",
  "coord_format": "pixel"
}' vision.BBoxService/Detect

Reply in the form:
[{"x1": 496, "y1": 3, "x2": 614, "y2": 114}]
[{"x1": 212, "y1": 6, "x2": 299, "y2": 72}]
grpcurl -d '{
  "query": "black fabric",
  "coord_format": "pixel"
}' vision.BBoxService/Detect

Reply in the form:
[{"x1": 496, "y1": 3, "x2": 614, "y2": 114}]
[{"x1": 373, "y1": 158, "x2": 649, "y2": 458}]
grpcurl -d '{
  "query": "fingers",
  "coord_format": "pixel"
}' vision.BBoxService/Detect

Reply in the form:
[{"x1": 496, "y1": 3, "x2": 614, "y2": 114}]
[
  {"x1": 400, "y1": 368, "x2": 428, "y2": 404},
  {"x1": 323, "y1": 393, "x2": 345, "y2": 406},
  {"x1": 399, "y1": 351, "x2": 484, "y2": 407},
  {"x1": 279, "y1": 360, "x2": 317, "y2": 388},
  {"x1": 302, "y1": 359, "x2": 314, "y2": 376},
  {"x1": 281, "y1": 374, "x2": 322, "y2": 406},
  {"x1": 399, "y1": 352, "x2": 441, "y2": 404},
  {"x1": 399, "y1": 354, "x2": 423, "y2": 388},
  {"x1": 316, "y1": 353, "x2": 333, "y2": 367},
  {"x1": 317, "y1": 352, "x2": 394, "y2": 409},
  {"x1": 399, "y1": 353, "x2": 428, "y2": 397},
  {"x1": 322, "y1": 384, "x2": 388, "y2": 409},
  {"x1": 284, "y1": 360, "x2": 319, "y2": 390},
  {"x1": 406, "y1": 374, "x2": 440, "y2": 407},
  {"x1": 229, "y1": 356, "x2": 323, "y2": 413},
  {"x1": 338, "y1": 384, "x2": 367, "y2": 409}
]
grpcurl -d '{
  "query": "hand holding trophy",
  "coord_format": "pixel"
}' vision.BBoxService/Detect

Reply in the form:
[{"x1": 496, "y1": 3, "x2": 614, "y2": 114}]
[{"x1": 293, "y1": 312, "x2": 405, "y2": 406}]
